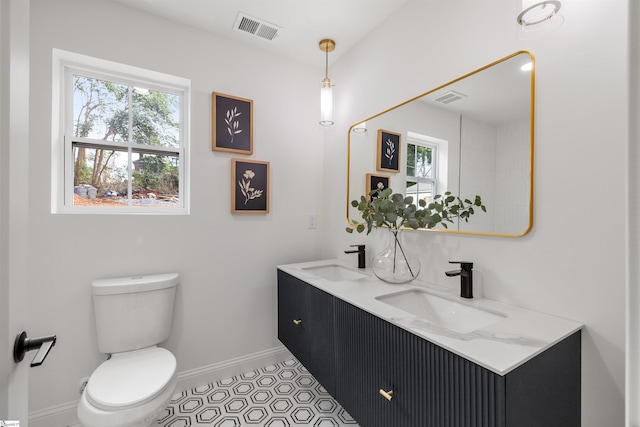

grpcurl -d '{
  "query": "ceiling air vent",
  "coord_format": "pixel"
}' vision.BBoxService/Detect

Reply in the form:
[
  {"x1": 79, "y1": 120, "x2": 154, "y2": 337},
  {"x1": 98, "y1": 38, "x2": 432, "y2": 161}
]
[
  {"x1": 434, "y1": 90, "x2": 468, "y2": 104},
  {"x1": 233, "y1": 13, "x2": 281, "y2": 41}
]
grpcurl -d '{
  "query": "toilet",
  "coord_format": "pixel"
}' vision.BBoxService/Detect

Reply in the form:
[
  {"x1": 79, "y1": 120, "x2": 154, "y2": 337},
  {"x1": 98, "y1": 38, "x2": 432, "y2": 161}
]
[{"x1": 77, "y1": 273, "x2": 179, "y2": 427}]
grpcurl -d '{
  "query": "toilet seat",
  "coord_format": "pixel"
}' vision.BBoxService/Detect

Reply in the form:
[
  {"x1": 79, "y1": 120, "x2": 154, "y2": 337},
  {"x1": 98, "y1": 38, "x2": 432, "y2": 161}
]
[{"x1": 86, "y1": 346, "x2": 176, "y2": 411}]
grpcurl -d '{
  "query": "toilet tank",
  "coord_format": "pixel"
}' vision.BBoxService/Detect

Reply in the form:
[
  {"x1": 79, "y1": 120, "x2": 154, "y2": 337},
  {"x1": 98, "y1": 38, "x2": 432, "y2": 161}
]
[{"x1": 91, "y1": 273, "x2": 179, "y2": 354}]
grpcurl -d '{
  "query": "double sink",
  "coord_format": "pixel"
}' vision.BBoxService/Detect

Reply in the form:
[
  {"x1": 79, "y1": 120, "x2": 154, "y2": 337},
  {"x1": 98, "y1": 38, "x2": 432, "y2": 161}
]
[{"x1": 286, "y1": 259, "x2": 583, "y2": 375}]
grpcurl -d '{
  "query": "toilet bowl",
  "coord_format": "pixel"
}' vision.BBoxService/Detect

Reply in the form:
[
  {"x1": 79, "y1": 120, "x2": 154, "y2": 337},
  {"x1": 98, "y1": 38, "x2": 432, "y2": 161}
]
[
  {"x1": 77, "y1": 347, "x2": 177, "y2": 427},
  {"x1": 77, "y1": 273, "x2": 179, "y2": 427}
]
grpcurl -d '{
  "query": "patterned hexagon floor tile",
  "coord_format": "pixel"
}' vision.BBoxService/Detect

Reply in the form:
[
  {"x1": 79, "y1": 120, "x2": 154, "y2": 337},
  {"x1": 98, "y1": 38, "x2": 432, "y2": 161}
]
[{"x1": 158, "y1": 358, "x2": 358, "y2": 426}]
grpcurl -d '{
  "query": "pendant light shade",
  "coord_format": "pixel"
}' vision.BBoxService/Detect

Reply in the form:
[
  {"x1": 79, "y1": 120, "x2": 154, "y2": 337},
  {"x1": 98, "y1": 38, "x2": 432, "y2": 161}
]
[{"x1": 319, "y1": 39, "x2": 335, "y2": 126}]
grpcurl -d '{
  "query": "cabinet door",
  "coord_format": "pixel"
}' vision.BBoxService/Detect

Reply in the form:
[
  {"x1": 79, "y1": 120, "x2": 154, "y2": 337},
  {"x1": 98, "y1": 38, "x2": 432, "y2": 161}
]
[
  {"x1": 335, "y1": 298, "x2": 411, "y2": 426},
  {"x1": 277, "y1": 270, "x2": 336, "y2": 395},
  {"x1": 505, "y1": 331, "x2": 581, "y2": 427},
  {"x1": 277, "y1": 270, "x2": 306, "y2": 361},
  {"x1": 335, "y1": 298, "x2": 506, "y2": 427}
]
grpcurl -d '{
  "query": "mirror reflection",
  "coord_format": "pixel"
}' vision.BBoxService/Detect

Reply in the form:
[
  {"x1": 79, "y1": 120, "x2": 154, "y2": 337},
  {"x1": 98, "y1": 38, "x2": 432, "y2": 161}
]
[{"x1": 347, "y1": 51, "x2": 534, "y2": 236}]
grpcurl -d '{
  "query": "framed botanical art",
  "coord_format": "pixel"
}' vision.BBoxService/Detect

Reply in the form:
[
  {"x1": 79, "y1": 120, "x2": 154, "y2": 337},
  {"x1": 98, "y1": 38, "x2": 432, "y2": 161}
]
[
  {"x1": 212, "y1": 92, "x2": 253, "y2": 154},
  {"x1": 231, "y1": 158, "x2": 270, "y2": 214},
  {"x1": 366, "y1": 173, "x2": 390, "y2": 200},
  {"x1": 376, "y1": 129, "x2": 401, "y2": 173}
]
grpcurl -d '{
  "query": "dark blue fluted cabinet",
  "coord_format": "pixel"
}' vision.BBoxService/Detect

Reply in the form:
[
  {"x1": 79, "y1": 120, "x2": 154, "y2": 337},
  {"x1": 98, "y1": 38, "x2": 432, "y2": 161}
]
[
  {"x1": 277, "y1": 270, "x2": 336, "y2": 396},
  {"x1": 335, "y1": 298, "x2": 505, "y2": 427},
  {"x1": 277, "y1": 270, "x2": 581, "y2": 427}
]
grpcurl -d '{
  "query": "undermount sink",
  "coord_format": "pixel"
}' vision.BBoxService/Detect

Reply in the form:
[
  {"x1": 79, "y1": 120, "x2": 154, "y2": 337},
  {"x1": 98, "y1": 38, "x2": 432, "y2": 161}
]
[
  {"x1": 302, "y1": 264, "x2": 369, "y2": 282},
  {"x1": 376, "y1": 289, "x2": 506, "y2": 334}
]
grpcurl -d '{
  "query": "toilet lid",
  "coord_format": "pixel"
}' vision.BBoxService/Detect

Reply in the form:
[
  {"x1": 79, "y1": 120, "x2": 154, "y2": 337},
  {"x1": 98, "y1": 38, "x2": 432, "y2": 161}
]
[{"x1": 86, "y1": 347, "x2": 176, "y2": 410}]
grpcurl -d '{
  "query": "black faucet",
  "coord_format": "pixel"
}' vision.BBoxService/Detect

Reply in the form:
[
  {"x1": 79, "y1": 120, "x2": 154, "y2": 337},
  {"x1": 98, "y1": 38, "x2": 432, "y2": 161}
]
[
  {"x1": 445, "y1": 261, "x2": 474, "y2": 298},
  {"x1": 345, "y1": 244, "x2": 366, "y2": 269}
]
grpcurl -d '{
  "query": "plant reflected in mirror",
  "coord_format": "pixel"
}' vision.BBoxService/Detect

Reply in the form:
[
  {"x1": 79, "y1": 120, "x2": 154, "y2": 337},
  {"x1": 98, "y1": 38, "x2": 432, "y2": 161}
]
[{"x1": 346, "y1": 187, "x2": 486, "y2": 235}]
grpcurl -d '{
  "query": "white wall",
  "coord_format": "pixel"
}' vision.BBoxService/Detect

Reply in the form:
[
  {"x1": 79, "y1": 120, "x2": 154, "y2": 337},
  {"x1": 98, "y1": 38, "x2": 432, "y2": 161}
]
[
  {"x1": 2, "y1": 0, "x2": 31, "y2": 423},
  {"x1": 0, "y1": 0, "x2": 9, "y2": 416},
  {"x1": 459, "y1": 117, "x2": 497, "y2": 233},
  {"x1": 628, "y1": 1, "x2": 639, "y2": 424},
  {"x1": 495, "y1": 119, "x2": 531, "y2": 234},
  {"x1": 26, "y1": 0, "x2": 324, "y2": 415},
  {"x1": 328, "y1": 1, "x2": 627, "y2": 426}
]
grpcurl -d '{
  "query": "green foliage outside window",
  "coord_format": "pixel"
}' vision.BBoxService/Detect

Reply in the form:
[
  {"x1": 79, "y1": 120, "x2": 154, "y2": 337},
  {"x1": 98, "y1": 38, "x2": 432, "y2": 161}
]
[{"x1": 72, "y1": 75, "x2": 180, "y2": 198}]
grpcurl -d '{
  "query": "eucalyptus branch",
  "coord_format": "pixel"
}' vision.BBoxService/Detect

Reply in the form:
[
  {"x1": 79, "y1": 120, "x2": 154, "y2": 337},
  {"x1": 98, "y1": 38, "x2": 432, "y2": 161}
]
[{"x1": 346, "y1": 187, "x2": 486, "y2": 234}]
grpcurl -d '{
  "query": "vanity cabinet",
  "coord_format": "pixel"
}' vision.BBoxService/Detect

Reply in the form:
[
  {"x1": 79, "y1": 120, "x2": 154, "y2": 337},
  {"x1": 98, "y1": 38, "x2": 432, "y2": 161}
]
[
  {"x1": 335, "y1": 298, "x2": 504, "y2": 427},
  {"x1": 277, "y1": 270, "x2": 336, "y2": 395},
  {"x1": 277, "y1": 270, "x2": 581, "y2": 427},
  {"x1": 334, "y1": 299, "x2": 580, "y2": 427}
]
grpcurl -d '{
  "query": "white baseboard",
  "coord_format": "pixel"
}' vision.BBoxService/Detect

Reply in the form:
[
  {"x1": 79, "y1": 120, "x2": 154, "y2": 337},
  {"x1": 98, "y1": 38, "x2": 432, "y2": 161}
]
[
  {"x1": 176, "y1": 345, "x2": 292, "y2": 392},
  {"x1": 29, "y1": 400, "x2": 79, "y2": 427},
  {"x1": 28, "y1": 345, "x2": 293, "y2": 427}
]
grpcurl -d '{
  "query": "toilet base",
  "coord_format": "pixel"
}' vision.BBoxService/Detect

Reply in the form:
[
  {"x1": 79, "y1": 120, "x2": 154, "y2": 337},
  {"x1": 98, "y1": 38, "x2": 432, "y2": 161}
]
[{"x1": 77, "y1": 375, "x2": 177, "y2": 427}]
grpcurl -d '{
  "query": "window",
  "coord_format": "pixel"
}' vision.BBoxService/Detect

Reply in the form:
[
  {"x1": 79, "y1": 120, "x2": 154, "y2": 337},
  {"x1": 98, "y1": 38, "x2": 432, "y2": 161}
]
[
  {"x1": 53, "y1": 50, "x2": 189, "y2": 214},
  {"x1": 406, "y1": 138, "x2": 437, "y2": 205}
]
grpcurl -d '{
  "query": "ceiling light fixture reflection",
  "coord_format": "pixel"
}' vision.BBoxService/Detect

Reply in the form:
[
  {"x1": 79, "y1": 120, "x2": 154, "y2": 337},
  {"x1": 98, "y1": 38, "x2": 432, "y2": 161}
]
[
  {"x1": 520, "y1": 62, "x2": 533, "y2": 71},
  {"x1": 352, "y1": 121, "x2": 367, "y2": 133}
]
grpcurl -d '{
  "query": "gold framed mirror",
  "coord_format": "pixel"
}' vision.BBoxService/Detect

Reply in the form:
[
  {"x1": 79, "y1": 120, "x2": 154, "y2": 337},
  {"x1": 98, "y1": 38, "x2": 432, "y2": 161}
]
[{"x1": 347, "y1": 51, "x2": 535, "y2": 237}]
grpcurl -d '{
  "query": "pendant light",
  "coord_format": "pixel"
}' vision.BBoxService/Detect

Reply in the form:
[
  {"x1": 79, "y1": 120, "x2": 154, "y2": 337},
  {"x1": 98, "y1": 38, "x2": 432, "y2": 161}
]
[{"x1": 319, "y1": 39, "x2": 335, "y2": 126}]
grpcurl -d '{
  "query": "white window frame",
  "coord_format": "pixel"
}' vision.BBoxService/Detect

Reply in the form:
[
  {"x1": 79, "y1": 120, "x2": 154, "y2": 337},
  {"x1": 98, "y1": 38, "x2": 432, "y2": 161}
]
[
  {"x1": 406, "y1": 137, "x2": 438, "y2": 203},
  {"x1": 52, "y1": 49, "x2": 190, "y2": 215}
]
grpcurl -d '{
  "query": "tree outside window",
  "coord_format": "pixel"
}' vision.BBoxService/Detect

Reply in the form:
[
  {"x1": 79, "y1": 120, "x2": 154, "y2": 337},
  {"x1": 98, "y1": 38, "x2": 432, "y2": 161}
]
[{"x1": 70, "y1": 73, "x2": 183, "y2": 209}]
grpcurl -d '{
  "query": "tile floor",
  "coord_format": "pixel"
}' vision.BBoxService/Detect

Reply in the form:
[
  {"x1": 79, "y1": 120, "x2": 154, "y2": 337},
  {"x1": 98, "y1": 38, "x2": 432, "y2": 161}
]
[{"x1": 158, "y1": 358, "x2": 359, "y2": 427}]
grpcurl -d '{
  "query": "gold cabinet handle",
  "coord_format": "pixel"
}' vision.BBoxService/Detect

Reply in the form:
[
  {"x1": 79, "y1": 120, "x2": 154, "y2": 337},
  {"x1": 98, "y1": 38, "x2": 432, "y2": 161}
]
[
  {"x1": 379, "y1": 389, "x2": 394, "y2": 401},
  {"x1": 293, "y1": 319, "x2": 302, "y2": 326}
]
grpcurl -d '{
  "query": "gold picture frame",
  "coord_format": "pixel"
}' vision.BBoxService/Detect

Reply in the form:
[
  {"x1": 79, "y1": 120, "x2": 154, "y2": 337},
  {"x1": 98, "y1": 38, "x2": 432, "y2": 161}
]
[
  {"x1": 231, "y1": 158, "x2": 270, "y2": 214},
  {"x1": 376, "y1": 129, "x2": 401, "y2": 173},
  {"x1": 365, "y1": 173, "x2": 390, "y2": 200},
  {"x1": 212, "y1": 92, "x2": 254, "y2": 154}
]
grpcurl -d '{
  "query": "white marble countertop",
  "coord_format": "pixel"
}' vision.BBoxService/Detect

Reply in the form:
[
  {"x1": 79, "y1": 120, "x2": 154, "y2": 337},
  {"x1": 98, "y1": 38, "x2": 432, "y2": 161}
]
[{"x1": 277, "y1": 259, "x2": 583, "y2": 376}]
